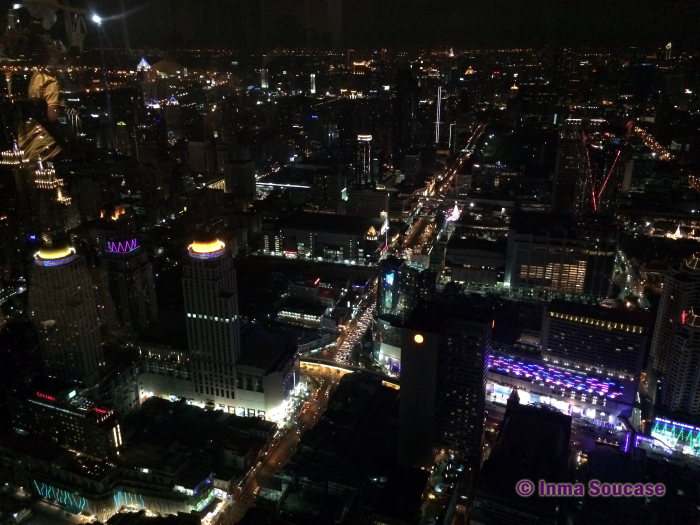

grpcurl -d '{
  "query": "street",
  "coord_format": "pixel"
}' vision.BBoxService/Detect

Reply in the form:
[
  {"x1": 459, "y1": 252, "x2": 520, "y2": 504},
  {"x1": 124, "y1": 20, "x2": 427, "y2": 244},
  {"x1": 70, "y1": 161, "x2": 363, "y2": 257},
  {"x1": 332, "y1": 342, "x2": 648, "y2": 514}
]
[{"x1": 216, "y1": 366, "x2": 339, "y2": 524}]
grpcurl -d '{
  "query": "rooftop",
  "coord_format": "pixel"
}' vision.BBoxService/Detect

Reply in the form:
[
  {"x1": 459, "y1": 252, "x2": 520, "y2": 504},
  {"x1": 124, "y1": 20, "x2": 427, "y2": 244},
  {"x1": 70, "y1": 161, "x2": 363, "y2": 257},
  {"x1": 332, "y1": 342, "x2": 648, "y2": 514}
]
[
  {"x1": 237, "y1": 323, "x2": 297, "y2": 373},
  {"x1": 547, "y1": 300, "x2": 652, "y2": 330},
  {"x1": 281, "y1": 211, "x2": 385, "y2": 236}
]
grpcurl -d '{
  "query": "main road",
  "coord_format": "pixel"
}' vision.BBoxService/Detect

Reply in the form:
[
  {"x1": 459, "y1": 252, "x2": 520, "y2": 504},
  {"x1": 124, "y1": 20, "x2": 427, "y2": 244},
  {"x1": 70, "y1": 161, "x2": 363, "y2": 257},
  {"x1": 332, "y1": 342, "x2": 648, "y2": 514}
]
[{"x1": 216, "y1": 368, "x2": 341, "y2": 524}]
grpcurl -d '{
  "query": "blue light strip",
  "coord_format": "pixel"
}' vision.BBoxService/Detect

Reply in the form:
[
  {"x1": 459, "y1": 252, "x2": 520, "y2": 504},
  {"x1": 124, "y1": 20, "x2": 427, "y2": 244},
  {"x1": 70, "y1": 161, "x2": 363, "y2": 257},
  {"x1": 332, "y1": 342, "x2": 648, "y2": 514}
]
[
  {"x1": 188, "y1": 248, "x2": 225, "y2": 260},
  {"x1": 35, "y1": 253, "x2": 77, "y2": 267}
]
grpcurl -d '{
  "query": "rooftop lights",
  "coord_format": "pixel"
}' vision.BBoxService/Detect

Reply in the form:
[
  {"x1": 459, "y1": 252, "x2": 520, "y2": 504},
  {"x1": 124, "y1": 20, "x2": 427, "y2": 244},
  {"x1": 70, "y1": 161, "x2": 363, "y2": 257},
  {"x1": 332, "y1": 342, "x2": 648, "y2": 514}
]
[
  {"x1": 188, "y1": 239, "x2": 225, "y2": 260},
  {"x1": 34, "y1": 245, "x2": 76, "y2": 267}
]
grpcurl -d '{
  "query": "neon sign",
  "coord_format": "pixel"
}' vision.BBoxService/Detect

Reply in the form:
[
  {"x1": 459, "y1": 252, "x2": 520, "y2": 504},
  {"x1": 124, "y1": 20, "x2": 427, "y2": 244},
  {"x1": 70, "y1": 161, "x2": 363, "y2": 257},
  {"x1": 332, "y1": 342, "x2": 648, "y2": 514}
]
[
  {"x1": 36, "y1": 392, "x2": 56, "y2": 401},
  {"x1": 107, "y1": 239, "x2": 138, "y2": 253}
]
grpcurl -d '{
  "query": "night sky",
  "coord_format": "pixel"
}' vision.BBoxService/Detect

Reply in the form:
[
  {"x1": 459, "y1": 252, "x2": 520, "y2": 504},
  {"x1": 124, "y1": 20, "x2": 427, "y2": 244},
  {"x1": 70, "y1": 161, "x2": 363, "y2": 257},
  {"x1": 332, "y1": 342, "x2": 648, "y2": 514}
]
[{"x1": 87, "y1": 0, "x2": 699, "y2": 49}]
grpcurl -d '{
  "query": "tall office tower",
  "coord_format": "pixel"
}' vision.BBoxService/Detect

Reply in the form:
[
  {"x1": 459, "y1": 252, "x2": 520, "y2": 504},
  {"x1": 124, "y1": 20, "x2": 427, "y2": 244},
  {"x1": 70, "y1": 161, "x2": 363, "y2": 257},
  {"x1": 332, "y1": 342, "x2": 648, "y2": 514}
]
[
  {"x1": 29, "y1": 239, "x2": 103, "y2": 386},
  {"x1": 188, "y1": 141, "x2": 217, "y2": 174},
  {"x1": 225, "y1": 160, "x2": 256, "y2": 204},
  {"x1": 355, "y1": 134, "x2": 372, "y2": 187},
  {"x1": 403, "y1": 150, "x2": 422, "y2": 184},
  {"x1": 471, "y1": 402, "x2": 571, "y2": 525},
  {"x1": 505, "y1": 212, "x2": 617, "y2": 298},
  {"x1": 183, "y1": 232, "x2": 241, "y2": 408},
  {"x1": 659, "y1": 309, "x2": 700, "y2": 417},
  {"x1": 310, "y1": 73, "x2": 316, "y2": 94},
  {"x1": 552, "y1": 126, "x2": 585, "y2": 214},
  {"x1": 261, "y1": 68, "x2": 269, "y2": 89},
  {"x1": 310, "y1": 169, "x2": 346, "y2": 214},
  {"x1": 346, "y1": 189, "x2": 388, "y2": 218},
  {"x1": 393, "y1": 70, "x2": 418, "y2": 165},
  {"x1": 400, "y1": 299, "x2": 492, "y2": 468},
  {"x1": 102, "y1": 236, "x2": 158, "y2": 336},
  {"x1": 375, "y1": 256, "x2": 436, "y2": 373},
  {"x1": 541, "y1": 300, "x2": 651, "y2": 380},
  {"x1": 649, "y1": 254, "x2": 700, "y2": 377},
  {"x1": 378, "y1": 256, "x2": 436, "y2": 324}
]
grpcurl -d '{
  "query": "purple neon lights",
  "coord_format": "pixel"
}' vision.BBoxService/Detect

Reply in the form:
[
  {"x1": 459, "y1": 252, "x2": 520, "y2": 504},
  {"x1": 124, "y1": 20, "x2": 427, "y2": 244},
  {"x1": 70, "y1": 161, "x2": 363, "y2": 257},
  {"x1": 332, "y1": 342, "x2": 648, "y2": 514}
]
[
  {"x1": 106, "y1": 239, "x2": 138, "y2": 253},
  {"x1": 35, "y1": 253, "x2": 76, "y2": 267},
  {"x1": 488, "y1": 354, "x2": 625, "y2": 400}
]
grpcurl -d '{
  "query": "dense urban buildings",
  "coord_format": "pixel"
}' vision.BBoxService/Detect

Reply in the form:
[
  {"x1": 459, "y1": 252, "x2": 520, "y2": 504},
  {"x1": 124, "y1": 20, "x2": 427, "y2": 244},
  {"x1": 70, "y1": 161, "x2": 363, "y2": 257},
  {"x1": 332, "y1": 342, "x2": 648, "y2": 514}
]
[{"x1": 1, "y1": 3, "x2": 700, "y2": 523}]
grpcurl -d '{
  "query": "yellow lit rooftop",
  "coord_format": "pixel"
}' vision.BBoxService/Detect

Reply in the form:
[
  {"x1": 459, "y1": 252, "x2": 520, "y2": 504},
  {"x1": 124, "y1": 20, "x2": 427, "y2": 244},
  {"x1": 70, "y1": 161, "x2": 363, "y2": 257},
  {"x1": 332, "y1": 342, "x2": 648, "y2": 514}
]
[
  {"x1": 37, "y1": 245, "x2": 73, "y2": 260},
  {"x1": 189, "y1": 239, "x2": 225, "y2": 254}
]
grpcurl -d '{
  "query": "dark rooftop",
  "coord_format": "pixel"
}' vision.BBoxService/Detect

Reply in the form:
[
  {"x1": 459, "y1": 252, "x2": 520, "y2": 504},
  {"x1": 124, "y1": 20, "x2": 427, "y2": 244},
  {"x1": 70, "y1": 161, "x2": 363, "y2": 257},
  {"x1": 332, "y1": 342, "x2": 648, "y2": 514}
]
[
  {"x1": 237, "y1": 323, "x2": 297, "y2": 373},
  {"x1": 404, "y1": 297, "x2": 494, "y2": 333},
  {"x1": 281, "y1": 211, "x2": 384, "y2": 235},
  {"x1": 547, "y1": 300, "x2": 652, "y2": 328}
]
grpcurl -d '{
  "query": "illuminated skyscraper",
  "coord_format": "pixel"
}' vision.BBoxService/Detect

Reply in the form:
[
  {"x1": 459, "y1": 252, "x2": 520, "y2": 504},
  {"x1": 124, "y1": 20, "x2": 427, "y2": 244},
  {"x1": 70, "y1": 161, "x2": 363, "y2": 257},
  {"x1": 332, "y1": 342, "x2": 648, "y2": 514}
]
[
  {"x1": 659, "y1": 308, "x2": 700, "y2": 417},
  {"x1": 649, "y1": 254, "x2": 700, "y2": 378},
  {"x1": 102, "y1": 236, "x2": 158, "y2": 336},
  {"x1": 183, "y1": 232, "x2": 241, "y2": 409},
  {"x1": 355, "y1": 134, "x2": 372, "y2": 187},
  {"x1": 310, "y1": 73, "x2": 316, "y2": 94},
  {"x1": 29, "y1": 239, "x2": 103, "y2": 386}
]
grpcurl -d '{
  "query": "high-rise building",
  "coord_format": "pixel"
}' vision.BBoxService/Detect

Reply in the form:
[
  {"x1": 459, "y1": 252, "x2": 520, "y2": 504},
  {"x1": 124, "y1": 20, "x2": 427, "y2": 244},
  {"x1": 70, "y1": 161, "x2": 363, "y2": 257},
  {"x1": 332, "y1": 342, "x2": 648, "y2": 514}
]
[
  {"x1": 505, "y1": 212, "x2": 617, "y2": 298},
  {"x1": 310, "y1": 73, "x2": 316, "y2": 94},
  {"x1": 471, "y1": 401, "x2": 571, "y2": 525},
  {"x1": 659, "y1": 308, "x2": 700, "y2": 417},
  {"x1": 649, "y1": 254, "x2": 700, "y2": 377},
  {"x1": 183, "y1": 232, "x2": 241, "y2": 409},
  {"x1": 400, "y1": 299, "x2": 492, "y2": 468},
  {"x1": 552, "y1": 126, "x2": 585, "y2": 214},
  {"x1": 374, "y1": 256, "x2": 436, "y2": 373},
  {"x1": 378, "y1": 256, "x2": 436, "y2": 324},
  {"x1": 393, "y1": 70, "x2": 418, "y2": 166},
  {"x1": 225, "y1": 160, "x2": 256, "y2": 204},
  {"x1": 309, "y1": 169, "x2": 346, "y2": 214},
  {"x1": 541, "y1": 300, "x2": 651, "y2": 380},
  {"x1": 346, "y1": 189, "x2": 388, "y2": 218},
  {"x1": 8, "y1": 375, "x2": 122, "y2": 459},
  {"x1": 102, "y1": 235, "x2": 158, "y2": 336},
  {"x1": 29, "y1": 239, "x2": 103, "y2": 386},
  {"x1": 355, "y1": 134, "x2": 372, "y2": 187}
]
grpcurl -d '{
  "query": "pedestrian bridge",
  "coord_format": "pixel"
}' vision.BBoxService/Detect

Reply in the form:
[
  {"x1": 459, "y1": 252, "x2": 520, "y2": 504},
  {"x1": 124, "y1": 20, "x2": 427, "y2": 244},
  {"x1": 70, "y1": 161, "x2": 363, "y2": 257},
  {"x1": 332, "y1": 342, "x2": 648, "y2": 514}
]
[{"x1": 300, "y1": 358, "x2": 400, "y2": 389}]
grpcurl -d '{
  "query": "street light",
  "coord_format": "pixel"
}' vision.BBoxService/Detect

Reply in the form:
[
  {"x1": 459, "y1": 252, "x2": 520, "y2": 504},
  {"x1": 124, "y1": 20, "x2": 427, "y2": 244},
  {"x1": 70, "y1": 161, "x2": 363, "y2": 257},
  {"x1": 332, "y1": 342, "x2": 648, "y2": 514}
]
[{"x1": 91, "y1": 14, "x2": 102, "y2": 24}]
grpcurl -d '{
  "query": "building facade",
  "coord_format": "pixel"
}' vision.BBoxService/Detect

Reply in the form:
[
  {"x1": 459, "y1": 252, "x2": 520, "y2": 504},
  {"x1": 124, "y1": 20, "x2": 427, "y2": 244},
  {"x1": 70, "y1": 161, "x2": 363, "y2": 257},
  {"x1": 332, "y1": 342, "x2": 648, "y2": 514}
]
[
  {"x1": 649, "y1": 254, "x2": 700, "y2": 377},
  {"x1": 8, "y1": 376, "x2": 121, "y2": 459},
  {"x1": 29, "y1": 241, "x2": 104, "y2": 386},
  {"x1": 400, "y1": 300, "x2": 492, "y2": 468},
  {"x1": 183, "y1": 233, "x2": 241, "y2": 410},
  {"x1": 505, "y1": 213, "x2": 617, "y2": 298},
  {"x1": 541, "y1": 300, "x2": 650, "y2": 380},
  {"x1": 658, "y1": 308, "x2": 700, "y2": 418},
  {"x1": 102, "y1": 236, "x2": 158, "y2": 335}
]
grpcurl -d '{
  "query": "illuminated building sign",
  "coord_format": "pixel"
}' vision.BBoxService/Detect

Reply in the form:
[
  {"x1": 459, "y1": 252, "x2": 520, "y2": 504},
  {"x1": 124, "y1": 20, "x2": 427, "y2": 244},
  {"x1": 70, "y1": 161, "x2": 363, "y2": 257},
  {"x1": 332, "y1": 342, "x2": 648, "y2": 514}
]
[
  {"x1": 651, "y1": 417, "x2": 700, "y2": 453},
  {"x1": 385, "y1": 272, "x2": 394, "y2": 286},
  {"x1": 36, "y1": 392, "x2": 56, "y2": 401},
  {"x1": 106, "y1": 239, "x2": 138, "y2": 253}
]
